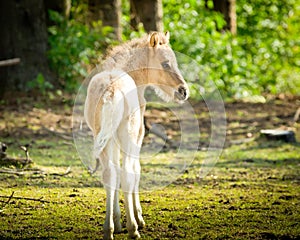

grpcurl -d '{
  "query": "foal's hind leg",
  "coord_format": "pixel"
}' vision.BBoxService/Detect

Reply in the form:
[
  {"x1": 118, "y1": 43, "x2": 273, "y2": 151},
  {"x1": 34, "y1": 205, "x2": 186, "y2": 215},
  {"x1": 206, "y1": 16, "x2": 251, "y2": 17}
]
[
  {"x1": 101, "y1": 141, "x2": 121, "y2": 240},
  {"x1": 112, "y1": 143, "x2": 122, "y2": 233}
]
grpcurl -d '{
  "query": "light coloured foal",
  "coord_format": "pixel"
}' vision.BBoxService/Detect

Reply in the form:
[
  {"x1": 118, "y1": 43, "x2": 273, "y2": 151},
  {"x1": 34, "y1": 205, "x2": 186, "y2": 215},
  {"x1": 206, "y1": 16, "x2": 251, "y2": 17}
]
[{"x1": 84, "y1": 32, "x2": 189, "y2": 239}]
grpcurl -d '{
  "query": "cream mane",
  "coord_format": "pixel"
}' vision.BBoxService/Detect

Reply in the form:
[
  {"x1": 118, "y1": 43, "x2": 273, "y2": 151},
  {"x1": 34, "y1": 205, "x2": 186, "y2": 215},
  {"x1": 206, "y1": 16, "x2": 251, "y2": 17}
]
[
  {"x1": 105, "y1": 36, "x2": 149, "y2": 58},
  {"x1": 105, "y1": 32, "x2": 170, "y2": 58},
  {"x1": 102, "y1": 33, "x2": 170, "y2": 73}
]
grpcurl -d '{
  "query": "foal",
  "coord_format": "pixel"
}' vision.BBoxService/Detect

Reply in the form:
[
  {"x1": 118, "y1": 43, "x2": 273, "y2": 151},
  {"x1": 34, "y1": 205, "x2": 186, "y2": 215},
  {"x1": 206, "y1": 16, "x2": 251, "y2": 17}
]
[{"x1": 84, "y1": 32, "x2": 189, "y2": 239}]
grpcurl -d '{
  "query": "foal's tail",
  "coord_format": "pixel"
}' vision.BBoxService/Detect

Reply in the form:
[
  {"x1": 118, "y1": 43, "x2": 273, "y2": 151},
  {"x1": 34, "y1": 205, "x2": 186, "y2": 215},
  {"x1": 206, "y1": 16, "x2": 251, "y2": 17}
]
[{"x1": 93, "y1": 89, "x2": 124, "y2": 159}]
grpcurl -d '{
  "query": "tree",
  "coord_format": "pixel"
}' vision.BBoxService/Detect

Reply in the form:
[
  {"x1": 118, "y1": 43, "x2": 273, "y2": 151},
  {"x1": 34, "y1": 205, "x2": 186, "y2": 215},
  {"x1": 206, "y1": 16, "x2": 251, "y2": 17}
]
[
  {"x1": 0, "y1": 0, "x2": 52, "y2": 98},
  {"x1": 212, "y1": 0, "x2": 236, "y2": 34},
  {"x1": 88, "y1": 0, "x2": 122, "y2": 40},
  {"x1": 44, "y1": 0, "x2": 71, "y2": 25},
  {"x1": 130, "y1": 0, "x2": 163, "y2": 32}
]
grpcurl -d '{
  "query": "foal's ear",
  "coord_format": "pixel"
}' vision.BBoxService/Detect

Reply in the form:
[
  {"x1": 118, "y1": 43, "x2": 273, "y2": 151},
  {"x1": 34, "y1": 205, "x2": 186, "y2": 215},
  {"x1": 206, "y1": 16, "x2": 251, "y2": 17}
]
[
  {"x1": 149, "y1": 32, "x2": 159, "y2": 47},
  {"x1": 165, "y1": 31, "x2": 170, "y2": 42}
]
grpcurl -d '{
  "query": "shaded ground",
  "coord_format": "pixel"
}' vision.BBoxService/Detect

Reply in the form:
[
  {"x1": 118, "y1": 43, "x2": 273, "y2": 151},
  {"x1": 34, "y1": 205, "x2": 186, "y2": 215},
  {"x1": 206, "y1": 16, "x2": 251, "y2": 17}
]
[
  {"x1": 0, "y1": 95, "x2": 299, "y2": 239},
  {"x1": 0, "y1": 95, "x2": 299, "y2": 148}
]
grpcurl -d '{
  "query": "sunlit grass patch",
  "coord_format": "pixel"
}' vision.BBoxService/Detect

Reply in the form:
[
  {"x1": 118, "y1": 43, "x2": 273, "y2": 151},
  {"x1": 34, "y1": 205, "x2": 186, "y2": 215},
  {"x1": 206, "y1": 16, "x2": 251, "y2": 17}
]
[{"x1": 0, "y1": 135, "x2": 299, "y2": 239}]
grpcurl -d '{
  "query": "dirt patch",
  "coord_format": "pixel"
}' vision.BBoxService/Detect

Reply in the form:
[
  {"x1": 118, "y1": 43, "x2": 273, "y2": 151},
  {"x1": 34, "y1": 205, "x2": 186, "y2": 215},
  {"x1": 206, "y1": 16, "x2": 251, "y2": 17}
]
[
  {"x1": 0, "y1": 95, "x2": 299, "y2": 147},
  {"x1": 145, "y1": 97, "x2": 299, "y2": 148},
  {"x1": 0, "y1": 95, "x2": 72, "y2": 141}
]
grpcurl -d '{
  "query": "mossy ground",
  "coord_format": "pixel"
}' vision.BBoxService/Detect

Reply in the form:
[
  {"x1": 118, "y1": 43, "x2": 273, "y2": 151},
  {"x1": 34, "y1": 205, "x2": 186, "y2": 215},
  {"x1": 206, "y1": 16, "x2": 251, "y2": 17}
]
[
  {"x1": 0, "y1": 138, "x2": 299, "y2": 239},
  {"x1": 0, "y1": 97, "x2": 299, "y2": 239}
]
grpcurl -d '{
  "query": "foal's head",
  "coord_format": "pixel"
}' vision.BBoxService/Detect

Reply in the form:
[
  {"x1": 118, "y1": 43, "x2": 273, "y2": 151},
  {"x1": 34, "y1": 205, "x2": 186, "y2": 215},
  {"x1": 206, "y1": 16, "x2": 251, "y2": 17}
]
[{"x1": 147, "y1": 32, "x2": 189, "y2": 103}]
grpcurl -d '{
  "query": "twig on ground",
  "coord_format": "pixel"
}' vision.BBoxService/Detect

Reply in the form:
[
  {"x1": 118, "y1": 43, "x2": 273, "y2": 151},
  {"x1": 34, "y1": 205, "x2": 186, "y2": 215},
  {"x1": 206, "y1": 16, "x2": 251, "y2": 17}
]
[
  {"x1": 6, "y1": 191, "x2": 15, "y2": 204},
  {"x1": 49, "y1": 166, "x2": 72, "y2": 177},
  {"x1": 0, "y1": 168, "x2": 44, "y2": 176},
  {"x1": 20, "y1": 144, "x2": 30, "y2": 161},
  {"x1": 0, "y1": 169, "x2": 25, "y2": 176},
  {"x1": 0, "y1": 167, "x2": 72, "y2": 177},
  {"x1": 0, "y1": 191, "x2": 15, "y2": 209},
  {"x1": 62, "y1": 141, "x2": 74, "y2": 146},
  {"x1": 293, "y1": 107, "x2": 300, "y2": 123},
  {"x1": 0, "y1": 193, "x2": 52, "y2": 203}
]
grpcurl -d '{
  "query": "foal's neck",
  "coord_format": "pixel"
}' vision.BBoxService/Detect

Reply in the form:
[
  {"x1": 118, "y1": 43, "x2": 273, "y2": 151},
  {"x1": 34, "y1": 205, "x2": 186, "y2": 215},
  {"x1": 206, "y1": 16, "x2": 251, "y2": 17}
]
[
  {"x1": 119, "y1": 45, "x2": 148, "y2": 82},
  {"x1": 128, "y1": 72, "x2": 147, "y2": 105}
]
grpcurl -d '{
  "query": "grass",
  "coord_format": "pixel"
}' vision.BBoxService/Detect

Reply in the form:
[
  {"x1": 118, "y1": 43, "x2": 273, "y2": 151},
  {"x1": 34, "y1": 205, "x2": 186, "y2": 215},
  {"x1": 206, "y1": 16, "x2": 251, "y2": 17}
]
[
  {"x1": 0, "y1": 136, "x2": 299, "y2": 239},
  {"x1": 0, "y1": 96, "x2": 299, "y2": 239}
]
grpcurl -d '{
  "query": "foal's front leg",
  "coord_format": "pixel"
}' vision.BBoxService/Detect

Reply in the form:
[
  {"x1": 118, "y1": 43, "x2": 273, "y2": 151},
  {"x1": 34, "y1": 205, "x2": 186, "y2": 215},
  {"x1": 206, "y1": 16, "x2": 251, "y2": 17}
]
[
  {"x1": 113, "y1": 170, "x2": 122, "y2": 233},
  {"x1": 134, "y1": 110, "x2": 146, "y2": 229},
  {"x1": 122, "y1": 169, "x2": 140, "y2": 239},
  {"x1": 121, "y1": 151, "x2": 144, "y2": 238},
  {"x1": 133, "y1": 160, "x2": 145, "y2": 229}
]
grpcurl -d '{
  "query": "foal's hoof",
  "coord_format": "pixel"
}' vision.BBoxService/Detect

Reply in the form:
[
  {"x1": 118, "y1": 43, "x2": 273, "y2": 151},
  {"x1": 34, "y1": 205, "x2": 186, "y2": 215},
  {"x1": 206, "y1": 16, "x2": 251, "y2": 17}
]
[
  {"x1": 138, "y1": 219, "x2": 145, "y2": 229},
  {"x1": 128, "y1": 231, "x2": 140, "y2": 239},
  {"x1": 103, "y1": 232, "x2": 114, "y2": 240},
  {"x1": 114, "y1": 222, "x2": 122, "y2": 233}
]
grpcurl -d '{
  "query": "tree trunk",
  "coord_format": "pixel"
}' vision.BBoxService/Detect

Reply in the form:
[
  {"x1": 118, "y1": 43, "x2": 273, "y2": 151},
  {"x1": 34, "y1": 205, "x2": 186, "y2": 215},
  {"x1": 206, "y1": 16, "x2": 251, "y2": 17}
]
[
  {"x1": 44, "y1": 0, "x2": 71, "y2": 25},
  {"x1": 88, "y1": 0, "x2": 122, "y2": 41},
  {"x1": 0, "y1": 0, "x2": 52, "y2": 98},
  {"x1": 130, "y1": 0, "x2": 163, "y2": 32},
  {"x1": 212, "y1": 0, "x2": 236, "y2": 34},
  {"x1": 44, "y1": 0, "x2": 71, "y2": 17}
]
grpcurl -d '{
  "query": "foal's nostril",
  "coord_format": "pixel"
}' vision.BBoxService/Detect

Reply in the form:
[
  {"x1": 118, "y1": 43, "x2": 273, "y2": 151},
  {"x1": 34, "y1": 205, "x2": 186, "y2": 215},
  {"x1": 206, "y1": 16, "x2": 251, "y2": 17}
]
[
  {"x1": 178, "y1": 86, "x2": 187, "y2": 98},
  {"x1": 175, "y1": 85, "x2": 188, "y2": 101}
]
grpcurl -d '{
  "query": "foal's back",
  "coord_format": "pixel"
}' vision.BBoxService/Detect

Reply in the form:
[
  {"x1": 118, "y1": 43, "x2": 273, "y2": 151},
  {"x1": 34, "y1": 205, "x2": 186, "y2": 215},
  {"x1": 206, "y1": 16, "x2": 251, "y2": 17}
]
[{"x1": 84, "y1": 70, "x2": 140, "y2": 145}]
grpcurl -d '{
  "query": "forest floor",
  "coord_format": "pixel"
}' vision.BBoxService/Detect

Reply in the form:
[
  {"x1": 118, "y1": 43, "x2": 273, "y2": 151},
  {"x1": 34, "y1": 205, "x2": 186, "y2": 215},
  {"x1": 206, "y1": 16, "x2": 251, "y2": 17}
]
[{"x1": 0, "y1": 94, "x2": 299, "y2": 239}]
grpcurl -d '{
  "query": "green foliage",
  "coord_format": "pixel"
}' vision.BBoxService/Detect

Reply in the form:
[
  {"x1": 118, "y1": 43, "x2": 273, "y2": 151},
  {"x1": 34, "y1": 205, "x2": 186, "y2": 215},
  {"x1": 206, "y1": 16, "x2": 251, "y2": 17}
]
[
  {"x1": 120, "y1": 0, "x2": 146, "y2": 40},
  {"x1": 47, "y1": 4, "x2": 114, "y2": 91},
  {"x1": 26, "y1": 73, "x2": 54, "y2": 95},
  {"x1": 47, "y1": 0, "x2": 300, "y2": 98},
  {"x1": 163, "y1": 0, "x2": 300, "y2": 99},
  {"x1": 237, "y1": 0, "x2": 300, "y2": 95}
]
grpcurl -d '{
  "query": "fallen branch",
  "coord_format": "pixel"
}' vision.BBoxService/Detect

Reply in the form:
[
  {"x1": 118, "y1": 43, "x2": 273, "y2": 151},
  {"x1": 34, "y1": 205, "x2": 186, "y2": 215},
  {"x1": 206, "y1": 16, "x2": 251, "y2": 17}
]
[
  {"x1": 0, "y1": 58, "x2": 20, "y2": 67},
  {"x1": 294, "y1": 107, "x2": 300, "y2": 123},
  {"x1": 260, "y1": 129, "x2": 296, "y2": 143},
  {"x1": 0, "y1": 169, "x2": 24, "y2": 176},
  {"x1": 49, "y1": 166, "x2": 72, "y2": 176},
  {"x1": 0, "y1": 193, "x2": 51, "y2": 203},
  {"x1": 0, "y1": 167, "x2": 71, "y2": 177},
  {"x1": 0, "y1": 157, "x2": 32, "y2": 168},
  {"x1": 0, "y1": 142, "x2": 33, "y2": 168},
  {"x1": 0, "y1": 168, "x2": 44, "y2": 176}
]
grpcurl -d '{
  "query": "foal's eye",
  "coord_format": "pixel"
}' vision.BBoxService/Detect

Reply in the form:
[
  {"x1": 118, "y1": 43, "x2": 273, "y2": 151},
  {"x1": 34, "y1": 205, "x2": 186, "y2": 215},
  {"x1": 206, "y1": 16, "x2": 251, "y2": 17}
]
[{"x1": 161, "y1": 61, "x2": 171, "y2": 70}]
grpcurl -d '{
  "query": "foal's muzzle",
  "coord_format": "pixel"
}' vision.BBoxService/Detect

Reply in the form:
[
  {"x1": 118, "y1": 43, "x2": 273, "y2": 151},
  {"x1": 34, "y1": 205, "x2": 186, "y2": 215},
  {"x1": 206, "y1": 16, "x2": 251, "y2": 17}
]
[{"x1": 175, "y1": 85, "x2": 188, "y2": 101}]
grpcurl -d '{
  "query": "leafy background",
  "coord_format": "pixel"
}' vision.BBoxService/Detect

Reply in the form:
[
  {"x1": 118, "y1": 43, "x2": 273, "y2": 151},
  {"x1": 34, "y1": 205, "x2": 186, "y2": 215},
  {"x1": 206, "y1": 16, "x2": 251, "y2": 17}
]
[{"x1": 47, "y1": 0, "x2": 300, "y2": 99}]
